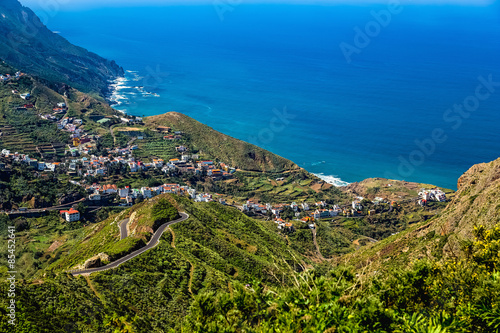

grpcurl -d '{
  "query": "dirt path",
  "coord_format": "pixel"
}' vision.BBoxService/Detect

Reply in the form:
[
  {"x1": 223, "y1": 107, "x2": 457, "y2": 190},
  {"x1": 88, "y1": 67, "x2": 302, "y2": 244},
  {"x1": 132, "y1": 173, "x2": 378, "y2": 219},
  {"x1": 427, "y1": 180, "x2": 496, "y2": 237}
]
[
  {"x1": 169, "y1": 228, "x2": 176, "y2": 248},
  {"x1": 312, "y1": 227, "x2": 326, "y2": 261},
  {"x1": 127, "y1": 136, "x2": 137, "y2": 146},
  {"x1": 85, "y1": 275, "x2": 102, "y2": 300},
  {"x1": 168, "y1": 227, "x2": 194, "y2": 296},
  {"x1": 110, "y1": 124, "x2": 117, "y2": 146}
]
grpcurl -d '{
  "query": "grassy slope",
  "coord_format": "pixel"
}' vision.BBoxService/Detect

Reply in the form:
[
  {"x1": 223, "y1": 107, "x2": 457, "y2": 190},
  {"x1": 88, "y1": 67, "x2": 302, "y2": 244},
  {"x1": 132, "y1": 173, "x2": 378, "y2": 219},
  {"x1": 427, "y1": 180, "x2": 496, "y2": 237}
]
[
  {"x1": 343, "y1": 177, "x2": 455, "y2": 202},
  {"x1": 340, "y1": 157, "x2": 500, "y2": 271},
  {"x1": 43, "y1": 194, "x2": 309, "y2": 278},
  {"x1": 144, "y1": 112, "x2": 299, "y2": 173},
  {"x1": 0, "y1": 67, "x2": 120, "y2": 154},
  {"x1": 3, "y1": 194, "x2": 310, "y2": 332},
  {"x1": 170, "y1": 158, "x2": 500, "y2": 332}
]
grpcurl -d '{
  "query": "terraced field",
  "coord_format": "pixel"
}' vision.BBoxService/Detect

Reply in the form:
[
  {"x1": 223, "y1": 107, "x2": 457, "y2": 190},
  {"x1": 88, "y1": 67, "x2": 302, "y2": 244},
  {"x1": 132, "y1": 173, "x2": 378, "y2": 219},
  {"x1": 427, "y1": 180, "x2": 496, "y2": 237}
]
[{"x1": 134, "y1": 137, "x2": 191, "y2": 162}]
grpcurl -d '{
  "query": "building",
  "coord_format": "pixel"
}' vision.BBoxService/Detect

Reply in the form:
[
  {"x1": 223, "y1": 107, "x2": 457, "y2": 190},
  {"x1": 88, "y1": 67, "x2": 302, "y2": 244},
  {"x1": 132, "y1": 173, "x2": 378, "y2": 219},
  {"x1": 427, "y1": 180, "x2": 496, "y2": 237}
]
[
  {"x1": 176, "y1": 145, "x2": 188, "y2": 152},
  {"x1": 141, "y1": 187, "x2": 152, "y2": 199},
  {"x1": 101, "y1": 184, "x2": 118, "y2": 194},
  {"x1": 129, "y1": 162, "x2": 138, "y2": 172},
  {"x1": 119, "y1": 187, "x2": 130, "y2": 198},
  {"x1": 60, "y1": 208, "x2": 80, "y2": 222},
  {"x1": 89, "y1": 192, "x2": 101, "y2": 201},
  {"x1": 208, "y1": 169, "x2": 222, "y2": 177}
]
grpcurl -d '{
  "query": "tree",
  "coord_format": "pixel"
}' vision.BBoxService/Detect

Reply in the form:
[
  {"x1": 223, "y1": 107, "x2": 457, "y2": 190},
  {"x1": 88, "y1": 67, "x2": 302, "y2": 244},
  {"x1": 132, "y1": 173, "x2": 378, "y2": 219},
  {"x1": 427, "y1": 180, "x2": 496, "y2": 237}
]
[
  {"x1": 77, "y1": 202, "x2": 87, "y2": 217},
  {"x1": 151, "y1": 198, "x2": 179, "y2": 229}
]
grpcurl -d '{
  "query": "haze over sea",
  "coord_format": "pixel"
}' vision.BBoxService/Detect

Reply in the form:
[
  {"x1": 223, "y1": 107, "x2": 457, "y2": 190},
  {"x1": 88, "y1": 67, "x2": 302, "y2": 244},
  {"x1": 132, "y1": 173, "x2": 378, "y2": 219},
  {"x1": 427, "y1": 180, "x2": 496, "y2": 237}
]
[{"x1": 30, "y1": 2, "x2": 500, "y2": 189}]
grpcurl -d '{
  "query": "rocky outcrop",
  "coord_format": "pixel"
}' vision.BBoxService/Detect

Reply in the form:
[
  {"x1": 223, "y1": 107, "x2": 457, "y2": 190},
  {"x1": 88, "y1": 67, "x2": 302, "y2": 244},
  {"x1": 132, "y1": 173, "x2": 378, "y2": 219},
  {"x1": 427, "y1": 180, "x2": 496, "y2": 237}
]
[{"x1": 83, "y1": 253, "x2": 110, "y2": 269}]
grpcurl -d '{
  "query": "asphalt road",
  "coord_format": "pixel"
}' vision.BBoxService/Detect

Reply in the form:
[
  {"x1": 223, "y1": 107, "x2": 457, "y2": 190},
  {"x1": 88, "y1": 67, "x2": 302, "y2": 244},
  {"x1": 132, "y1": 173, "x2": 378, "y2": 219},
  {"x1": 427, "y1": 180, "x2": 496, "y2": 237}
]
[
  {"x1": 70, "y1": 212, "x2": 189, "y2": 276},
  {"x1": 119, "y1": 218, "x2": 130, "y2": 240}
]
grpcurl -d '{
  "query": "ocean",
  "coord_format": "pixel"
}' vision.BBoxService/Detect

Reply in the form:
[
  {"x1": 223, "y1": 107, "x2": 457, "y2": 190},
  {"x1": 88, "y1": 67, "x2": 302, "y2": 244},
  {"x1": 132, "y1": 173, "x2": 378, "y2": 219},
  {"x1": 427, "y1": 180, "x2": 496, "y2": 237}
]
[{"x1": 34, "y1": 3, "x2": 500, "y2": 189}]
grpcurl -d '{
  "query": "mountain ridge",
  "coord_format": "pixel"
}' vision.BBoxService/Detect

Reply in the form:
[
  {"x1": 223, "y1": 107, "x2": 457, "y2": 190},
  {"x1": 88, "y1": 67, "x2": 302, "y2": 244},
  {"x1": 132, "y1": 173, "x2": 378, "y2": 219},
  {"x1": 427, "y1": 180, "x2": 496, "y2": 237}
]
[
  {"x1": 144, "y1": 112, "x2": 300, "y2": 173},
  {"x1": 0, "y1": 0, "x2": 123, "y2": 95}
]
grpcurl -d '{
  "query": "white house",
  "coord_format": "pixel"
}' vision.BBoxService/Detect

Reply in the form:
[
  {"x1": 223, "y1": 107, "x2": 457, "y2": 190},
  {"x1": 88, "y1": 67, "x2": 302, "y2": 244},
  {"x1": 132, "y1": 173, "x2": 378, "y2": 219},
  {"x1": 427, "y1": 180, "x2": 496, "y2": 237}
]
[
  {"x1": 176, "y1": 146, "x2": 188, "y2": 153},
  {"x1": 89, "y1": 192, "x2": 101, "y2": 201},
  {"x1": 45, "y1": 163, "x2": 56, "y2": 172},
  {"x1": 129, "y1": 162, "x2": 138, "y2": 172},
  {"x1": 141, "y1": 187, "x2": 152, "y2": 199},
  {"x1": 119, "y1": 187, "x2": 130, "y2": 198},
  {"x1": 60, "y1": 208, "x2": 80, "y2": 222}
]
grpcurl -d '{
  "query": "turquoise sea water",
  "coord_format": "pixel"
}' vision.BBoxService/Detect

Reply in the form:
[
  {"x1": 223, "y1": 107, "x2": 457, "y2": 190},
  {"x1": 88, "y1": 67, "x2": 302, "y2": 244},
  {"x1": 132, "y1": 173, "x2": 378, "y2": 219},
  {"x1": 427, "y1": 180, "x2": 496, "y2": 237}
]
[{"x1": 37, "y1": 3, "x2": 500, "y2": 189}]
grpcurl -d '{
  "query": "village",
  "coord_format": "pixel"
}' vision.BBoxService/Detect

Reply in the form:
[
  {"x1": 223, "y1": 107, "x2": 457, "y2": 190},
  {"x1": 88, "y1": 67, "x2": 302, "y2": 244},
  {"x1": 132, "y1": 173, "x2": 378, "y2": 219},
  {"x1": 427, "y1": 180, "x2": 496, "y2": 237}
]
[
  {"x1": 1, "y1": 73, "x2": 448, "y2": 232},
  {"x1": 0, "y1": 137, "x2": 448, "y2": 231}
]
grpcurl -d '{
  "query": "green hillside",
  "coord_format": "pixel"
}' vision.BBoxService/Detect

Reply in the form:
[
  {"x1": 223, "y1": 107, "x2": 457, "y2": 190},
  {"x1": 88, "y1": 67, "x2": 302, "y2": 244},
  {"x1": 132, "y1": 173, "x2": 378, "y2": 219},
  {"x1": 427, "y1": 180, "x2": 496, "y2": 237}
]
[
  {"x1": 0, "y1": 64, "x2": 121, "y2": 155},
  {"x1": 180, "y1": 157, "x2": 500, "y2": 332},
  {"x1": 1, "y1": 158, "x2": 499, "y2": 332},
  {"x1": 0, "y1": 194, "x2": 310, "y2": 332},
  {"x1": 0, "y1": 0, "x2": 123, "y2": 94},
  {"x1": 145, "y1": 112, "x2": 299, "y2": 173}
]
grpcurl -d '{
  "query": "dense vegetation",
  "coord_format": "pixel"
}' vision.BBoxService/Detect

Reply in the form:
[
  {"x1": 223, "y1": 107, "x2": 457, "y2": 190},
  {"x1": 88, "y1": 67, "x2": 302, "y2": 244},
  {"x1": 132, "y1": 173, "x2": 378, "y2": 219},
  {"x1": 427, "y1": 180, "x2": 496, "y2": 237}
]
[
  {"x1": 151, "y1": 198, "x2": 180, "y2": 229},
  {"x1": 183, "y1": 223, "x2": 500, "y2": 332},
  {"x1": 2, "y1": 221, "x2": 499, "y2": 332},
  {"x1": 0, "y1": 195, "x2": 314, "y2": 332},
  {"x1": 0, "y1": 165, "x2": 84, "y2": 210}
]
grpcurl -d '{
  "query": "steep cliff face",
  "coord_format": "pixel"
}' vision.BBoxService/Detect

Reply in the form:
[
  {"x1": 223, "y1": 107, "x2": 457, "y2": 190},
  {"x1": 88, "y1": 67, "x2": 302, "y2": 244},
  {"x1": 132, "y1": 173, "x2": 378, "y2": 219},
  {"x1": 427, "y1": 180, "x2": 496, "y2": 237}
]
[
  {"x1": 437, "y1": 157, "x2": 500, "y2": 256},
  {"x1": 0, "y1": 0, "x2": 123, "y2": 94},
  {"x1": 343, "y1": 157, "x2": 500, "y2": 268}
]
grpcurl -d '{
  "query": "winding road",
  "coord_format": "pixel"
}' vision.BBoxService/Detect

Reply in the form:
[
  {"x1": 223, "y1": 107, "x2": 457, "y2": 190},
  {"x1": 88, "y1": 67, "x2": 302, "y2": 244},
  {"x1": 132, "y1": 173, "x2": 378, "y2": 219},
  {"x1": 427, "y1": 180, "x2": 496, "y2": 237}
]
[
  {"x1": 70, "y1": 212, "x2": 189, "y2": 276},
  {"x1": 119, "y1": 218, "x2": 130, "y2": 240}
]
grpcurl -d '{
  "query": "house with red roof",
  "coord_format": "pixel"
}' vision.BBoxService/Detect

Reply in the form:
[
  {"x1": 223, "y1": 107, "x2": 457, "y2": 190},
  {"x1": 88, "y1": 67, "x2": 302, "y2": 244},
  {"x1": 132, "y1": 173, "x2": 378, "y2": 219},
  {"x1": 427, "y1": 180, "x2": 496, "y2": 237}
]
[{"x1": 60, "y1": 208, "x2": 80, "y2": 222}]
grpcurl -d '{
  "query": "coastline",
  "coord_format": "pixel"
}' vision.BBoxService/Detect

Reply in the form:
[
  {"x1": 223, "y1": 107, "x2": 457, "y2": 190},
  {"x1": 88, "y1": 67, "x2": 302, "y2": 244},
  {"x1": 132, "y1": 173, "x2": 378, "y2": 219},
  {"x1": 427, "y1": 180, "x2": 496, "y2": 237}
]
[
  {"x1": 107, "y1": 70, "x2": 161, "y2": 114},
  {"x1": 314, "y1": 173, "x2": 350, "y2": 187},
  {"x1": 106, "y1": 70, "x2": 353, "y2": 187}
]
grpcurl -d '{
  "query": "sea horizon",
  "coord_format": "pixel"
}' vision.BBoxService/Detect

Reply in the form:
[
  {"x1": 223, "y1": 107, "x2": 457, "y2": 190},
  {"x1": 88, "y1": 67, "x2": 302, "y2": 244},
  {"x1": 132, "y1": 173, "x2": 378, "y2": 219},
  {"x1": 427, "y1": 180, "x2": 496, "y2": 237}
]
[{"x1": 32, "y1": 3, "x2": 500, "y2": 190}]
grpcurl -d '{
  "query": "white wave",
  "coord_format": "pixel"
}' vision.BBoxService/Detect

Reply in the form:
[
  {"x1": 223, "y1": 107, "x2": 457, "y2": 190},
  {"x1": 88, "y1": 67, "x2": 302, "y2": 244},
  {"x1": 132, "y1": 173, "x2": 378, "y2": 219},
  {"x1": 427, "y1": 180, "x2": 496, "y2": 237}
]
[
  {"x1": 313, "y1": 173, "x2": 350, "y2": 187},
  {"x1": 311, "y1": 161, "x2": 326, "y2": 166},
  {"x1": 109, "y1": 75, "x2": 133, "y2": 108},
  {"x1": 116, "y1": 85, "x2": 134, "y2": 91},
  {"x1": 109, "y1": 71, "x2": 160, "y2": 112}
]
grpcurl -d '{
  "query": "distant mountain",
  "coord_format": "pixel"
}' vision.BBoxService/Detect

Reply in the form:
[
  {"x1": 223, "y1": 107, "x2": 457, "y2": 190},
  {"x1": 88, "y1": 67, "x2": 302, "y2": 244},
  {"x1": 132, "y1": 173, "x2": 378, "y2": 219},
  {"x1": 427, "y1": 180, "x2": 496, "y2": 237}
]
[{"x1": 0, "y1": 0, "x2": 123, "y2": 95}]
